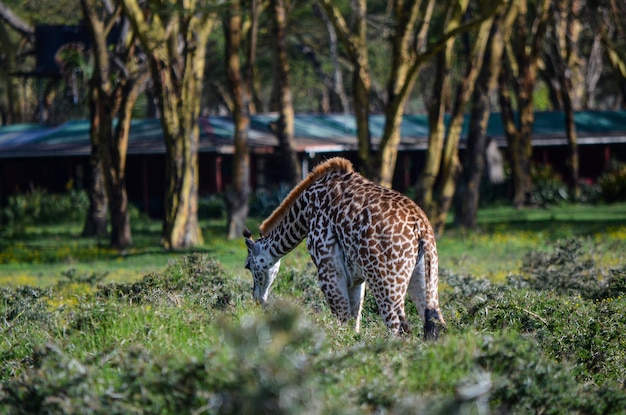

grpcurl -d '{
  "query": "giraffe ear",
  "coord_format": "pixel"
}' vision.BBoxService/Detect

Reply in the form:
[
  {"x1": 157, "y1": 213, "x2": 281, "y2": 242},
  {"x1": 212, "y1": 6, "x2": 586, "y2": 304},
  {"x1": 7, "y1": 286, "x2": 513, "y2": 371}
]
[{"x1": 244, "y1": 232, "x2": 260, "y2": 254}]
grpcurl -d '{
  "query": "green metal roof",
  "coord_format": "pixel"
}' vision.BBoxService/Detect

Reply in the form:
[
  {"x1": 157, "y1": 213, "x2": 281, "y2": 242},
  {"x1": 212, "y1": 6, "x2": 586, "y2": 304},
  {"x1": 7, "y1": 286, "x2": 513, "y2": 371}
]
[{"x1": 1, "y1": 111, "x2": 625, "y2": 158}]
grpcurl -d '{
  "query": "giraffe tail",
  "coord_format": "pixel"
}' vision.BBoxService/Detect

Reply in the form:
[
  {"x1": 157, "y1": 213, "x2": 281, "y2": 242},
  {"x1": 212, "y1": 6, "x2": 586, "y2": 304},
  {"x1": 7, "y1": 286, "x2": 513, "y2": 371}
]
[{"x1": 420, "y1": 236, "x2": 445, "y2": 340}]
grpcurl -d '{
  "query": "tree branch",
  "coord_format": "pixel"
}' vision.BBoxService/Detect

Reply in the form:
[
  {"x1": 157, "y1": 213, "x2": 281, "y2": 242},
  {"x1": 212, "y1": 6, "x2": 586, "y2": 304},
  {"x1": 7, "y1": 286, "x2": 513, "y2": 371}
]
[{"x1": 0, "y1": 1, "x2": 34, "y2": 39}]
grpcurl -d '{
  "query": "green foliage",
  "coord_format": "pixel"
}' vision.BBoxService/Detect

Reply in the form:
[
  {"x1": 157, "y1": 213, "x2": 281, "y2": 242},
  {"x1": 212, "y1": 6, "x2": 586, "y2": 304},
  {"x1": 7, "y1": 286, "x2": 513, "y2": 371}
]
[
  {"x1": 198, "y1": 194, "x2": 227, "y2": 219},
  {"x1": 2, "y1": 215, "x2": 626, "y2": 414},
  {"x1": 444, "y1": 237, "x2": 626, "y2": 396},
  {"x1": 248, "y1": 184, "x2": 292, "y2": 218},
  {"x1": 97, "y1": 253, "x2": 248, "y2": 310},
  {"x1": 0, "y1": 286, "x2": 55, "y2": 379},
  {"x1": 529, "y1": 163, "x2": 605, "y2": 205},
  {"x1": 516, "y1": 237, "x2": 598, "y2": 297},
  {"x1": 0, "y1": 306, "x2": 321, "y2": 415},
  {"x1": 530, "y1": 163, "x2": 568, "y2": 206},
  {"x1": 1, "y1": 189, "x2": 89, "y2": 235},
  {"x1": 599, "y1": 160, "x2": 626, "y2": 203}
]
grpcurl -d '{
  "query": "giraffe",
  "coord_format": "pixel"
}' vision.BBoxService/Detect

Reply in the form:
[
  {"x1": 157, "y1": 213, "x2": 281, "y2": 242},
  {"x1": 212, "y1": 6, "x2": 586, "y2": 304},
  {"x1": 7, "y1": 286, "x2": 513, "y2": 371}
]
[{"x1": 243, "y1": 157, "x2": 444, "y2": 339}]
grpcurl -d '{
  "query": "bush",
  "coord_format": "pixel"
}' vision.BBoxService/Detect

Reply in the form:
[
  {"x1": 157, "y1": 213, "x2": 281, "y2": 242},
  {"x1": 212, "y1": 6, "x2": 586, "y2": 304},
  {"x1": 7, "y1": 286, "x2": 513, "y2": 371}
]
[
  {"x1": 0, "y1": 286, "x2": 55, "y2": 379},
  {"x1": 530, "y1": 163, "x2": 568, "y2": 206},
  {"x1": 0, "y1": 305, "x2": 322, "y2": 415},
  {"x1": 515, "y1": 237, "x2": 600, "y2": 298},
  {"x1": 442, "y1": 237, "x2": 626, "y2": 394},
  {"x1": 97, "y1": 253, "x2": 249, "y2": 310},
  {"x1": 248, "y1": 184, "x2": 292, "y2": 218},
  {"x1": 599, "y1": 160, "x2": 626, "y2": 203},
  {"x1": 198, "y1": 194, "x2": 227, "y2": 219},
  {"x1": 477, "y1": 333, "x2": 626, "y2": 414},
  {"x1": 1, "y1": 189, "x2": 88, "y2": 234}
]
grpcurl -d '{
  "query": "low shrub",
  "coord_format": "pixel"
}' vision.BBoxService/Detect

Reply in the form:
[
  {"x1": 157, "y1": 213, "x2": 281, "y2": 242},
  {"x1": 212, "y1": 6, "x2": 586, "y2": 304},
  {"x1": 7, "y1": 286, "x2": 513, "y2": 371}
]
[
  {"x1": 477, "y1": 332, "x2": 626, "y2": 414},
  {"x1": 198, "y1": 194, "x2": 227, "y2": 219},
  {"x1": 530, "y1": 163, "x2": 568, "y2": 206},
  {"x1": 248, "y1": 184, "x2": 292, "y2": 218},
  {"x1": 0, "y1": 286, "x2": 55, "y2": 379},
  {"x1": 599, "y1": 160, "x2": 626, "y2": 203},
  {"x1": 97, "y1": 253, "x2": 248, "y2": 310},
  {"x1": 515, "y1": 237, "x2": 599, "y2": 297},
  {"x1": 0, "y1": 305, "x2": 322, "y2": 415},
  {"x1": 1, "y1": 189, "x2": 88, "y2": 234},
  {"x1": 442, "y1": 237, "x2": 626, "y2": 392}
]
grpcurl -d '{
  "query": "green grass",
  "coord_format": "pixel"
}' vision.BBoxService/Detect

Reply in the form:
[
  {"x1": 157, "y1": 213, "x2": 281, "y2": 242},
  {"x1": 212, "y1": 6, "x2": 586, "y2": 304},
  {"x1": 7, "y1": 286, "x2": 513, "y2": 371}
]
[
  {"x1": 1, "y1": 204, "x2": 626, "y2": 413},
  {"x1": 2, "y1": 203, "x2": 625, "y2": 287},
  {"x1": 2, "y1": 252, "x2": 625, "y2": 414}
]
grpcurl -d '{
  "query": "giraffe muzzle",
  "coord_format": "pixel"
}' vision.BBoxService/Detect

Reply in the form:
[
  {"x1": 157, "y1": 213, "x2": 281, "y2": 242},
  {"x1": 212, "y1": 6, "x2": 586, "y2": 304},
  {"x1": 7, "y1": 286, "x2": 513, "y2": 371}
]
[{"x1": 253, "y1": 286, "x2": 268, "y2": 305}]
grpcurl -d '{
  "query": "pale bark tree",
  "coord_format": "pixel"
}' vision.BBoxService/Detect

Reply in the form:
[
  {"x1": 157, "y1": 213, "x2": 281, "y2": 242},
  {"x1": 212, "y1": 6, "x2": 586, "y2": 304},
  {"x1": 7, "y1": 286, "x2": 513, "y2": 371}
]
[
  {"x1": 320, "y1": 0, "x2": 502, "y2": 187},
  {"x1": 547, "y1": 0, "x2": 581, "y2": 200},
  {"x1": 459, "y1": 3, "x2": 516, "y2": 228},
  {"x1": 271, "y1": 0, "x2": 301, "y2": 186},
  {"x1": 119, "y1": 0, "x2": 215, "y2": 249},
  {"x1": 414, "y1": 0, "x2": 502, "y2": 225},
  {"x1": 318, "y1": 0, "x2": 374, "y2": 178},
  {"x1": 430, "y1": 2, "x2": 496, "y2": 233},
  {"x1": 81, "y1": 0, "x2": 149, "y2": 248},
  {"x1": 416, "y1": 2, "x2": 462, "y2": 216},
  {"x1": 224, "y1": 0, "x2": 251, "y2": 240},
  {"x1": 0, "y1": 1, "x2": 34, "y2": 124},
  {"x1": 591, "y1": 0, "x2": 626, "y2": 108},
  {"x1": 498, "y1": 0, "x2": 551, "y2": 208}
]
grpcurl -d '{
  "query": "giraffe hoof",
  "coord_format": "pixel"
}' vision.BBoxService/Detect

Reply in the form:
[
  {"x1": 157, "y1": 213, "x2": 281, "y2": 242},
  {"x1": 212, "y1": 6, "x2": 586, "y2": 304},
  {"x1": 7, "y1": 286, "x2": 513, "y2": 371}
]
[{"x1": 423, "y1": 308, "x2": 441, "y2": 341}]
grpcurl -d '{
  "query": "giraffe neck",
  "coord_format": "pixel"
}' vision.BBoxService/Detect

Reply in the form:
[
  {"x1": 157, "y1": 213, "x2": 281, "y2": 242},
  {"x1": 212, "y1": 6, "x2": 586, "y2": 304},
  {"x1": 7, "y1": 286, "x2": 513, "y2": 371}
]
[{"x1": 260, "y1": 196, "x2": 309, "y2": 258}]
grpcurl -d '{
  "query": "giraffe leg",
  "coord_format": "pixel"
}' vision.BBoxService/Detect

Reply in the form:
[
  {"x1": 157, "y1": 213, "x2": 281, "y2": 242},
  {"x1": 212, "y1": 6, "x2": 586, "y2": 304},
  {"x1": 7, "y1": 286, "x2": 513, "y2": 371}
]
[
  {"x1": 347, "y1": 283, "x2": 365, "y2": 332},
  {"x1": 318, "y1": 275, "x2": 351, "y2": 324},
  {"x1": 407, "y1": 248, "x2": 427, "y2": 325},
  {"x1": 372, "y1": 293, "x2": 410, "y2": 336}
]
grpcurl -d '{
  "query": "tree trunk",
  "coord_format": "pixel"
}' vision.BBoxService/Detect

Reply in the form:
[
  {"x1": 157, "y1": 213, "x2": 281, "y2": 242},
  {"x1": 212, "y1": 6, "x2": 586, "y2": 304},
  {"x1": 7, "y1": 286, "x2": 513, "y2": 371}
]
[
  {"x1": 414, "y1": 0, "x2": 463, "y2": 212},
  {"x1": 499, "y1": 0, "x2": 550, "y2": 208},
  {"x1": 271, "y1": 0, "x2": 301, "y2": 186},
  {"x1": 460, "y1": 88, "x2": 490, "y2": 229},
  {"x1": 416, "y1": 52, "x2": 448, "y2": 216},
  {"x1": 224, "y1": 0, "x2": 251, "y2": 240},
  {"x1": 498, "y1": 68, "x2": 530, "y2": 208},
  {"x1": 120, "y1": 0, "x2": 213, "y2": 249},
  {"x1": 550, "y1": 0, "x2": 581, "y2": 199},
  {"x1": 158, "y1": 69, "x2": 204, "y2": 249},
  {"x1": 81, "y1": 0, "x2": 148, "y2": 249},
  {"x1": 108, "y1": 79, "x2": 146, "y2": 249},
  {"x1": 82, "y1": 159, "x2": 108, "y2": 238},
  {"x1": 0, "y1": 3, "x2": 33, "y2": 124},
  {"x1": 318, "y1": 0, "x2": 373, "y2": 178},
  {"x1": 433, "y1": 8, "x2": 493, "y2": 233},
  {"x1": 459, "y1": 5, "x2": 515, "y2": 228},
  {"x1": 0, "y1": 25, "x2": 23, "y2": 124},
  {"x1": 82, "y1": 95, "x2": 108, "y2": 238}
]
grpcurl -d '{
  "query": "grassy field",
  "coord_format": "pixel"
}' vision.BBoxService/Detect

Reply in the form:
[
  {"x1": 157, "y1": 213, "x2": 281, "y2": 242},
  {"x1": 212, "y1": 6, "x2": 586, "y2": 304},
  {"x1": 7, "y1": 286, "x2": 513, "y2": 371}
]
[
  {"x1": 1, "y1": 203, "x2": 626, "y2": 414},
  {"x1": 2, "y1": 203, "x2": 625, "y2": 285}
]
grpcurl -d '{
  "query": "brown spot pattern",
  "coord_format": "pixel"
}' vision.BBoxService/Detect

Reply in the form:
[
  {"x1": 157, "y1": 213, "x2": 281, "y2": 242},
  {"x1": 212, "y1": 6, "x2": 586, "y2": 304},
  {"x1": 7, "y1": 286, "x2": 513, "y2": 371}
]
[{"x1": 245, "y1": 158, "x2": 444, "y2": 338}]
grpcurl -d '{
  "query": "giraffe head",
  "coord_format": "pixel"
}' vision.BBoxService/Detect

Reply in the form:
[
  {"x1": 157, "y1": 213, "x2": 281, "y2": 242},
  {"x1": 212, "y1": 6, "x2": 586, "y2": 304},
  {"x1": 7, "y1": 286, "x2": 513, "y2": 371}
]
[{"x1": 243, "y1": 229, "x2": 281, "y2": 305}]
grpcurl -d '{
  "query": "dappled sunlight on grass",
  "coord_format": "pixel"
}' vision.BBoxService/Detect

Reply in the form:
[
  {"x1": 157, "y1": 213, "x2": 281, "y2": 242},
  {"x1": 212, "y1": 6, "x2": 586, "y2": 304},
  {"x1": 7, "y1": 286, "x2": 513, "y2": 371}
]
[
  {"x1": 1, "y1": 204, "x2": 625, "y2": 289},
  {"x1": 46, "y1": 283, "x2": 95, "y2": 309}
]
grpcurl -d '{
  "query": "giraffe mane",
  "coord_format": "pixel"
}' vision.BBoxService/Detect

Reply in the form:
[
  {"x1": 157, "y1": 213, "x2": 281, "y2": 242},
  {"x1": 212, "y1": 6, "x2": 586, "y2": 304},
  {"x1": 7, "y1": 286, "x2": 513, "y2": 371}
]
[{"x1": 259, "y1": 157, "x2": 354, "y2": 236}]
